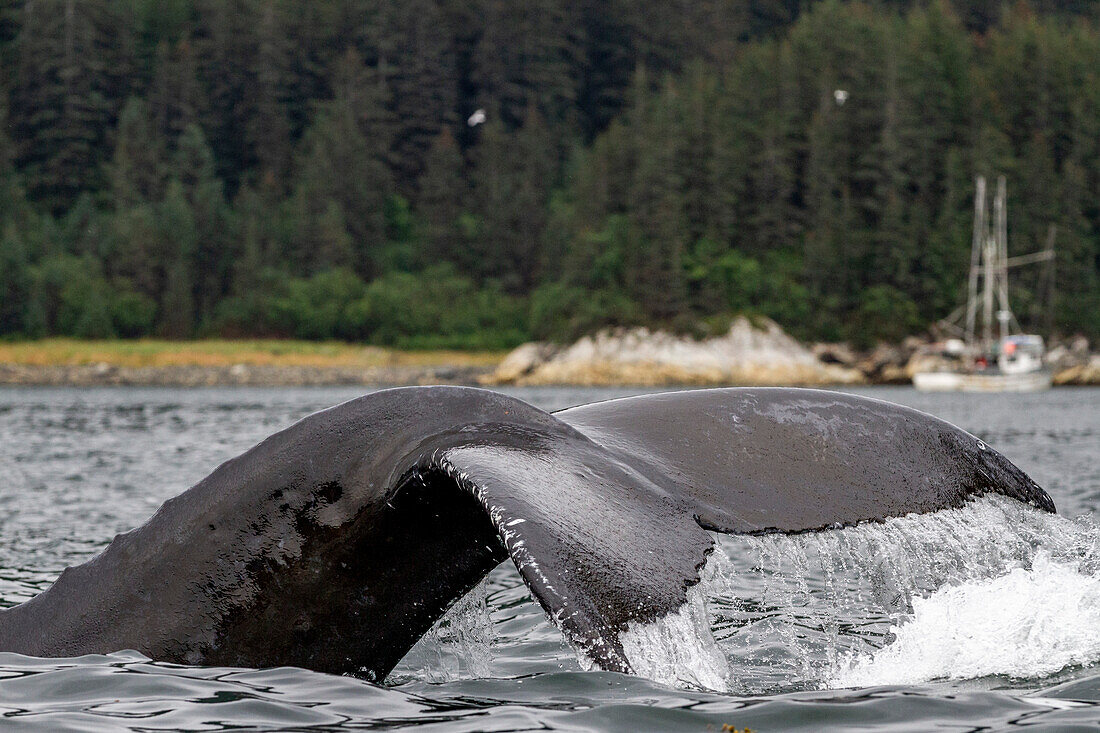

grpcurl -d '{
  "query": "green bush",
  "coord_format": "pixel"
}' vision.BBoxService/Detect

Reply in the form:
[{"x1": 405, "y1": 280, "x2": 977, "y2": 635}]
[
  {"x1": 212, "y1": 265, "x2": 527, "y2": 348},
  {"x1": 849, "y1": 284, "x2": 923, "y2": 347},
  {"x1": 356, "y1": 265, "x2": 527, "y2": 349},
  {"x1": 272, "y1": 268, "x2": 368, "y2": 340},
  {"x1": 111, "y1": 290, "x2": 158, "y2": 337},
  {"x1": 31, "y1": 255, "x2": 116, "y2": 338},
  {"x1": 528, "y1": 281, "x2": 641, "y2": 341}
]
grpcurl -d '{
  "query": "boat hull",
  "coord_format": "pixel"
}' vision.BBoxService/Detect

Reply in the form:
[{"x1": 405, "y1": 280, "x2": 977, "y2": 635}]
[{"x1": 912, "y1": 369, "x2": 1052, "y2": 393}]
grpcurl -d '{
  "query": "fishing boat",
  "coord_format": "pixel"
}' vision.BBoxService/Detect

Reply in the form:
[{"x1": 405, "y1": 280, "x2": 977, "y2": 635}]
[{"x1": 912, "y1": 176, "x2": 1054, "y2": 393}]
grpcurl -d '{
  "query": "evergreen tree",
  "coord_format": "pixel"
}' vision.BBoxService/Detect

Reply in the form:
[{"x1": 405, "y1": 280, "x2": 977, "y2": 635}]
[
  {"x1": 248, "y1": 1, "x2": 292, "y2": 185},
  {"x1": 148, "y1": 38, "x2": 205, "y2": 145},
  {"x1": 290, "y1": 49, "x2": 393, "y2": 276},
  {"x1": 473, "y1": 0, "x2": 576, "y2": 129},
  {"x1": 0, "y1": 0, "x2": 1099, "y2": 341},
  {"x1": 109, "y1": 97, "x2": 167, "y2": 207},
  {"x1": 174, "y1": 123, "x2": 231, "y2": 325},
  {"x1": 471, "y1": 111, "x2": 556, "y2": 292},
  {"x1": 0, "y1": 91, "x2": 33, "y2": 235},
  {"x1": 0, "y1": 223, "x2": 30, "y2": 334},
  {"x1": 416, "y1": 127, "x2": 468, "y2": 266},
  {"x1": 10, "y1": 0, "x2": 130, "y2": 212},
  {"x1": 369, "y1": 0, "x2": 458, "y2": 188},
  {"x1": 158, "y1": 180, "x2": 198, "y2": 337},
  {"x1": 624, "y1": 73, "x2": 687, "y2": 322},
  {"x1": 572, "y1": 0, "x2": 634, "y2": 137}
]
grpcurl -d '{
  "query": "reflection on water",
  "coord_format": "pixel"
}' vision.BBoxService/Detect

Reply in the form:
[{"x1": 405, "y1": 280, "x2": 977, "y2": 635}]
[{"x1": 0, "y1": 385, "x2": 1096, "y2": 730}]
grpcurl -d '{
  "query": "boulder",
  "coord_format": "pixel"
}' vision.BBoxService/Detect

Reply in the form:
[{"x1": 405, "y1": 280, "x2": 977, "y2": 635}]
[
  {"x1": 1054, "y1": 354, "x2": 1100, "y2": 386},
  {"x1": 485, "y1": 317, "x2": 865, "y2": 387}
]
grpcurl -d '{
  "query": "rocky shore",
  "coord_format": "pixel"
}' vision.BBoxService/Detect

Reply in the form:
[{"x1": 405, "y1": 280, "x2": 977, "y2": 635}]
[
  {"x1": 2, "y1": 327, "x2": 1095, "y2": 388},
  {"x1": 486, "y1": 319, "x2": 1100, "y2": 388},
  {"x1": 812, "y1": 334, "x2": 1100, "y2": 386},
  {"x1": 484, "y1": 317, "x2": 865, "y2": 387}
]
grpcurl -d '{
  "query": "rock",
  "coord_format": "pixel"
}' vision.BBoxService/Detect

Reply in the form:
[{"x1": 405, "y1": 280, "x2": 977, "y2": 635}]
[
  {"x1": 1054, "y1": 355, "x2": 1100, "y2": 385},
  {"x1": 904, "y1": 352, "x2": 955, "y2": 380},
  {"x1": 485, "y1": 317, "x2": 865, "y2": 386},
  {"x1": 857, "y1": 343, "x2": 907, "y2": 380},
  {"x1": 901, "y1": 335, "x2": 932, "y2": 357},
  {"x1": 879, "y1": 364, "x2": 911, "y2": 384},
  {"x1": 486, "y1": 342, "x2": 559, "y2": 384},
  {"x1": 812, "y1": 342, "x2": 859, "y2": 367}
]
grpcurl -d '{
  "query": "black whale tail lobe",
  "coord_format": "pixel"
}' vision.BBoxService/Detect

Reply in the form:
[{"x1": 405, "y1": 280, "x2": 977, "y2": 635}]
[{"x1": 0, "y1": 387, "x2": 1053, "y2": 680}]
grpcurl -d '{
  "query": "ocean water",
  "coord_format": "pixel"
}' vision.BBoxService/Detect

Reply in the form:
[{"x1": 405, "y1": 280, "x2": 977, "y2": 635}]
[{"x1": 0, "y1": 385, "x2": 1097, "y2": 731}]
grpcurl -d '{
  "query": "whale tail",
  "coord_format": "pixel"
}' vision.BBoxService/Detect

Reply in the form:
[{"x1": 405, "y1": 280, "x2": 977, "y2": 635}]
[{"x1": 0, "y1": 387, "x2": 1053, "y2": 679}]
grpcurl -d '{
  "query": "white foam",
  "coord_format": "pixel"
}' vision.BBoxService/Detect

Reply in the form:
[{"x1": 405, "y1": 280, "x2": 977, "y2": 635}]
[
  {"x1": 615, "y1": 496, "x2": 1100, "y2": 693},
  {"x1": 390, "y1": 495, "x2": 1100, "y2": 693},
  {"x1": 828, "y1": 551, "x2": 1100, "y2": 687}
]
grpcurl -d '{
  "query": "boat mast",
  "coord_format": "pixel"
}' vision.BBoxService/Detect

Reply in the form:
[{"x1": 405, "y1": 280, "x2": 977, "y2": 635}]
[
  {"x1": 982, "y1": 187, "x2": 995, "y2": 347},
  {"x1": 965, "y1": 176, "x2": 985, "y2": 345},
  {"x1": 974, "y1": 176, "x2": 1021, "y2": 350},
  {"x1": 995, "y1": 176, "x2": 1012, "y2": 342},
  {"x1": 948, "y1": 176, "x2": 1054, "y2": 350}
]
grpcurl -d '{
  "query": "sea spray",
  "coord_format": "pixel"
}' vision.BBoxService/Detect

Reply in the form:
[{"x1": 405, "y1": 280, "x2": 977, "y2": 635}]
[
  {"x1": 387, "y1": 578, "x2": 496, "y2": 683},
  {"x1": 390, "y1": 495, "x2": 1100, "y2": 691},
  {"x1": 618, "y1": 583, "x2": 732, "y2": 691},
  {"x1": 828, "y1": 551, "x2": 1100, "y2": 686},
  {"x1": 696, "y1": 495, "x2": 1100, "y2": 691}
]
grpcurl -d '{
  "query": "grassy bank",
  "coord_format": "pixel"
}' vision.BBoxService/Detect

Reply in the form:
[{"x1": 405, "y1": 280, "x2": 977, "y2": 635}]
[{"x1": 0, "y1": 339, "x2": 505, "y2": 370}]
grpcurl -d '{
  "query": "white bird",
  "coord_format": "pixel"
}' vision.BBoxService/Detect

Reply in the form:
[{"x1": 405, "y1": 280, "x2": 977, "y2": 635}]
[
  {"x1": 833, "y1": 89, "x2": 849, "y2": 105},
  {"x1": 467, "y1": 108, "x2": 487, "y2": 127}
]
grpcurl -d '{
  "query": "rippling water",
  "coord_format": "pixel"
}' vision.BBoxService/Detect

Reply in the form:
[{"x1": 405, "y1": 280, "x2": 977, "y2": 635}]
[{"x1": 0, "y1": 385, "x2": 1097, "y2": 731}]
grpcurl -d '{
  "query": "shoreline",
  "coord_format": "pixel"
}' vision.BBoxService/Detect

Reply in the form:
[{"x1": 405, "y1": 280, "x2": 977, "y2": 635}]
[
  {"x1": 0, "y1": 338, "x2": 1095, "y2": 388},
  {"x1": 0, "y1": 363, "x2": 496, "y2": 387},
  {"x1": 0, "y1": 339, "x2": 503, "y2": 388},
  {"x1": 3, "y1": 361, "x2": 1096, "y2": 389}
]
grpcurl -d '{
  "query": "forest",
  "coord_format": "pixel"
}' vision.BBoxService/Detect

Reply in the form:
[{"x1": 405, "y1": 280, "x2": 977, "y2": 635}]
[{"x1": 0, "y1": 0, "x2": 1098, "y2": 349}]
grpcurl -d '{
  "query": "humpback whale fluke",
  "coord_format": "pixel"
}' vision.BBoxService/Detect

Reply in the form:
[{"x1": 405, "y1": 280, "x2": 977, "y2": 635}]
[{"x1": 0, "y1": 387, "x2": 1053, "y2": 680}]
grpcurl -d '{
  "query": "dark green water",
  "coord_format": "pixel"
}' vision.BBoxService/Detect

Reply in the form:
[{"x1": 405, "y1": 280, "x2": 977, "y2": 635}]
[{"x1": 0, "y1": 386, "x2": 1097, "y2": 731}]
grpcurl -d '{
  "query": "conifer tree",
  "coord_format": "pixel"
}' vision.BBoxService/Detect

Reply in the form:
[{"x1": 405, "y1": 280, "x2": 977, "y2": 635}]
[
  {"x1": 0, "y1": 223, "x2": 30, "y2": 334},
  {"x1": 158, "y1": 180, "x2": 198, "y2": 337},
  {"x1": 0, "y1": 92, "x2": 31, "y2": 234},
  {"x1": 473, "y1": 0, "x2": 576, "y2": 129},
  {"x1": 149, "y1": 39, "x2": 205, "y2": 146},
  {"x1": 470, "y1": 111, "x2": 556, "y2": 292},
  {"x1": 192, "y1": 0, "x2": 282, "y2": 190},
  {"x1": 625, "y1": 73, "x2": 687, "y2": 322},
  {"x1": 174, "y1": 124, "x2": 231, "y2": 325},
  {"x1": 109, "y1": 98, "x2": 167, "y2": 208},
  {"x1": 369, "y1": 0, "x2": 458, "y2": 188},
  {"x1": 572, "y1": 0, "x2": 634, "y2": 137},
  {"x1": 248, "y1": 1, "x2": 292, "y2": 185},
  {"x1": 10, "y1": 0, "x2": 128, "y2": 212},
  {"x1": 291, "y1": 48, "x2": 393, "y2": 277},
  {"x1": 416, "y1": 127, "x2": 468, "y2": 266}
]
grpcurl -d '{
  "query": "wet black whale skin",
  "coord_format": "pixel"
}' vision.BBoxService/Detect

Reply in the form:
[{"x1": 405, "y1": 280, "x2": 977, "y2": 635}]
[{"x1": 0, "y1": 387, "x2": 1054, "y2": 679}]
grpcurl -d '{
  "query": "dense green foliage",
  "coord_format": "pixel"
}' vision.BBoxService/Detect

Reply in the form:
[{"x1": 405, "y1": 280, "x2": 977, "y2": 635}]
[{"x1": 0, "y1": 0, "x2": 1097, "y2": 347}]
